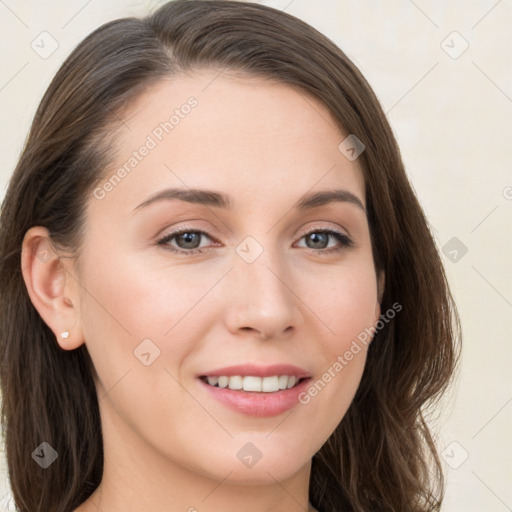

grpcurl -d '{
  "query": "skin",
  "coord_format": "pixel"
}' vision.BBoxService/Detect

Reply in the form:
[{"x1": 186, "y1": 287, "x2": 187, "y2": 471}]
[{"x1": 22, "y1": 70, "x2": 384, "y2": 512}]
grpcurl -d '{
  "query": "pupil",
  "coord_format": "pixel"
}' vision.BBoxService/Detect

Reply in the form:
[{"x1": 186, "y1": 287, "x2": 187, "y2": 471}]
[
  {"x1": 178, "y1": 232, "x2": 199, "y2": 249},
  {"x1": 308, "y1": 232, "x2": 327, "y2": 249}
]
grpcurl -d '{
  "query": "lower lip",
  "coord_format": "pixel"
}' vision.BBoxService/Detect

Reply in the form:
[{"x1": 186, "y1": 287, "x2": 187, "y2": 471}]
[{"x1": 197, "y1": 377, "x2": 312, "y2": 417}]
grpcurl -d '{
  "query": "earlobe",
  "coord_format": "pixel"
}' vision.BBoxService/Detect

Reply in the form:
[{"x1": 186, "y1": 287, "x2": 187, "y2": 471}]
[{"x1": 20, "y1": 226, "x2": 84, "y2": 350}]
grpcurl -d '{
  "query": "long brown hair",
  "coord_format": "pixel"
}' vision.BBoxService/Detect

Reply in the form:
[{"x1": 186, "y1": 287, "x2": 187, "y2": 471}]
[{"x1": 0, "y1": 1, "x2": 461, "y2": 510}]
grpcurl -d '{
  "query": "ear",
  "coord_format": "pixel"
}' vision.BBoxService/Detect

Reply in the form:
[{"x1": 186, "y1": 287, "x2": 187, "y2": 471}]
[{"x1": 20, "y1": 226, "x2": 84, "y2": 350}]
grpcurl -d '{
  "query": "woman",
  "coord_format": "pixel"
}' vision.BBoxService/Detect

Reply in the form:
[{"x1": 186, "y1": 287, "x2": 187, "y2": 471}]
[{"x1": 0, "y1": 1, "x2": 461, "y2": 510}]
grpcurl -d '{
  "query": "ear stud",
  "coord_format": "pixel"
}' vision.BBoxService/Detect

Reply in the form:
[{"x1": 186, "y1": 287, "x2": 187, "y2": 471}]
[{"x1": 61, "y1": 331, "x2": 69, "y2": 339}]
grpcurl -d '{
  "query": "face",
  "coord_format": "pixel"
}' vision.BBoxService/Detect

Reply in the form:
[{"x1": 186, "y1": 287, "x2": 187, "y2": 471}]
[{"x1": 74, "y1": 70, "x2": 382, "y2": 484}]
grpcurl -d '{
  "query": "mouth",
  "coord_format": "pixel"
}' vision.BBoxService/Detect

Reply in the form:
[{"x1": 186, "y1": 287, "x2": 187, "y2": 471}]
[
  {"x1": 197, "y1": 367, "x2": 313, "y2": 417},
  {"x1": 198, "y1": 375, "x2": 310, "y2": 393}
]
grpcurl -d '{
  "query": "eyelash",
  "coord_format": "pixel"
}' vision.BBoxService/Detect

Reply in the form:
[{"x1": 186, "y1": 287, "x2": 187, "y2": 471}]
[{"x1": 156, "y1": 227, "x2": 354, "y2": 256}]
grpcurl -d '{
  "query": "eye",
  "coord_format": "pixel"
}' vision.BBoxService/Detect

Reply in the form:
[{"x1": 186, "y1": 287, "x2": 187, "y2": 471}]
[
  {"x1": 295, "y1": 228, "x2": 353, "y2": 254},
  {"x1": 157, "y1": 229, "x2": 217, "y2": 255},
  {"x1": 156, "y1": 227, "x2": 353, "y2": 256}
]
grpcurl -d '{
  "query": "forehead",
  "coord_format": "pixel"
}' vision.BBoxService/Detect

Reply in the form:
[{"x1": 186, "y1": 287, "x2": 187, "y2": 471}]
[{"x1": 94, "y1": 70, "x2": 365, "y2": 213}]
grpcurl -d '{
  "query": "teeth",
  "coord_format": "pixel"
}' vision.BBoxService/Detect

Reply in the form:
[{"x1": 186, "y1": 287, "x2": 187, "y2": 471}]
[
  {"x1": 278, "y1": 375, "x2": 289, "y2": 389},
  {"x1": 286, "y1": 376, "x2": 297, "y2": 389},
  {"x1": 207, "y1": 376, "x2": 219, "y2": 386},
  {"x1": 204, "y1": 375, "x2": 301, "y2": 392},
  {"x1": 243, "y1": 376, "x2": 262, "y2": 392},
  {"x1": 261, "y1": 376, "x2": 279, "y2": 392},
  {"x1": 228, "y1": 375, "x2": 243, "y2": 390}
]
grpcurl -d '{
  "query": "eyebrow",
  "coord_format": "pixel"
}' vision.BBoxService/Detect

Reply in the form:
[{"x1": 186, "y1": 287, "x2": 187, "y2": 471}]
[{"x1": 132, "y1": 187, "x2": 366, "y2": 214}]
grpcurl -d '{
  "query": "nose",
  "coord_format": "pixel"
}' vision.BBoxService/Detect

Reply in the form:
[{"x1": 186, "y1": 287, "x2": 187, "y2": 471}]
[{"x1": 224, "y1": 246, "x2": 304, "y2": 340}]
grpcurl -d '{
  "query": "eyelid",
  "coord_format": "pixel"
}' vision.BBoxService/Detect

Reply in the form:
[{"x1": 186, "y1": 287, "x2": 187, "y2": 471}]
[
  {"x1": 157, "y1": 223, "x2": 215, "y2": 240},
  {"x1": 158, "y1": 222, "x2": 351, "y2": 240},
  {"x1": 298, "y1": 223, "x2": 350, "y2": 238}
]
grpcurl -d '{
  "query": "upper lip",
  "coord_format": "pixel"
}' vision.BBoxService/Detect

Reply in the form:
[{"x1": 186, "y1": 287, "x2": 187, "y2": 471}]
[{"x1": 198, "y1": 364, "x2": 311, "y2": 379}]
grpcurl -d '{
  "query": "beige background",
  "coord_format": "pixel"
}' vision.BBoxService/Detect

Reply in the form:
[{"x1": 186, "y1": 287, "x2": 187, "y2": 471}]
[{"x1": 1, "y1": 1, "x2": 511, "y2": 510}]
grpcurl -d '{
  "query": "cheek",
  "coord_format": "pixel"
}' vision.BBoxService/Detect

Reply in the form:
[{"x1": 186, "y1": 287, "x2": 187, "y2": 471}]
[
  {"x1": 301, "y1": 261, "x2": 379, "y2": 350},
  {"x1": 294, "y1": 262, "x2": 377, "y2": 431},
  {"x1": 80, "y1": 244, "x2": 214, "y2": 333},
  {"x1": 76, "y1": 250, "x2": 204, "y2": 386},
  {"x1": 77, "y1": 245, "x2": 235, "y2": 396},
  {"x1": 324, "y1": 266, "x2": 377, "y2": 384}
]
